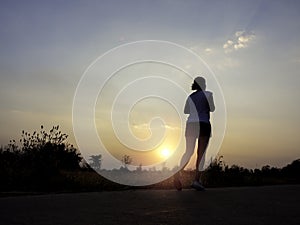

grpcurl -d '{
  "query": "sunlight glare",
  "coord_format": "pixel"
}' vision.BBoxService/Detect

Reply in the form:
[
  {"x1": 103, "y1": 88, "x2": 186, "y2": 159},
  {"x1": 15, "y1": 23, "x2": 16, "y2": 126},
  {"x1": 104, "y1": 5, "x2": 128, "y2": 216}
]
[{"x1": 160, "y1": 148, "x2": 171, "y2": 158}]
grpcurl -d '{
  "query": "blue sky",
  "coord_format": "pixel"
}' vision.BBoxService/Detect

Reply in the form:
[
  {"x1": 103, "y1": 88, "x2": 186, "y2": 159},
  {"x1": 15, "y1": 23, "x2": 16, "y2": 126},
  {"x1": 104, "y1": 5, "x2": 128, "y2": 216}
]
[{"x1": 1, "y1": 0, "x2": 300, "y2": 168}]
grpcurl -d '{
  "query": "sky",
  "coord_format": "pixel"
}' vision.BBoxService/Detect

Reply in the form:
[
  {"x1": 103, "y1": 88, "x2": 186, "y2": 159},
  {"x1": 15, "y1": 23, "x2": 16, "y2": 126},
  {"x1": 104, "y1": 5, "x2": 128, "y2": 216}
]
[{"x1": 1, "y1": 0, "x2": 300, "y2": 169}]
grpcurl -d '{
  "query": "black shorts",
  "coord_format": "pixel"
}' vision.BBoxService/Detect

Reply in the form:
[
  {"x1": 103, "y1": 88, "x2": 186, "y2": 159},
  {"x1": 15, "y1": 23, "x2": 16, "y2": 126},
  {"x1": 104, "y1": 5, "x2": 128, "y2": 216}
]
[{"x1": 185, "y1": 122, "x2": 211, "y2": 137}]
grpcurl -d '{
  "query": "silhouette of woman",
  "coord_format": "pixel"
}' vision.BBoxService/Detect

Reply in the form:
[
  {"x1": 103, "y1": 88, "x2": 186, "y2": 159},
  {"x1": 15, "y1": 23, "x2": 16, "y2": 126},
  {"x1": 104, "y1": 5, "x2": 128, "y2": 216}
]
[{"x1": 174, "y1": 76, "x2": 215, "y2": 191}]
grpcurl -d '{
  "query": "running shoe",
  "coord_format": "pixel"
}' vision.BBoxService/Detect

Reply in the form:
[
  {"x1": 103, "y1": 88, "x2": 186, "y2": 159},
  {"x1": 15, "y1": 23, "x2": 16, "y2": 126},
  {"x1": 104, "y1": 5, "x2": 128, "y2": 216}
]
[
  {"x1": 173, "y1": 176, "x2": 182, "y2": 191},
  {"x1": 191, "y1": 181, "x2": 205, "y2": 191}
]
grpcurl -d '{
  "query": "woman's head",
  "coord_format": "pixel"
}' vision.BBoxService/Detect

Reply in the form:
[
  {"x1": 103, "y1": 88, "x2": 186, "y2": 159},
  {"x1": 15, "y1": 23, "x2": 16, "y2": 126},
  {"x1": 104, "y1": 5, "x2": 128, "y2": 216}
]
[{"x1": 192, "y1": 76, "x2": 206, "y2": 91}]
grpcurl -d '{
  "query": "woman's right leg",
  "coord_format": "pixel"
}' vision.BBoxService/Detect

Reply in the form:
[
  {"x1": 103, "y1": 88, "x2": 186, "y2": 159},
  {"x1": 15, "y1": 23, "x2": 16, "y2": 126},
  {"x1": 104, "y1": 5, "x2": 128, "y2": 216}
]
[
  {"x1": 174, "y1": 122, "x2": 197, "y2": 190},
  {"x1": 179, "y1": 136, "x2": 197, "y2": 169}
]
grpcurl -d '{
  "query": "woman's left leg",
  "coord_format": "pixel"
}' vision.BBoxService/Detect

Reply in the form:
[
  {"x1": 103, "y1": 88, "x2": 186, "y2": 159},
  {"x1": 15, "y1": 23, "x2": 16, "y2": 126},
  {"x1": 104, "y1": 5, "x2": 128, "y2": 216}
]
[{"x1": 195, "y1": 136, "x2": 210, "y2": 182}]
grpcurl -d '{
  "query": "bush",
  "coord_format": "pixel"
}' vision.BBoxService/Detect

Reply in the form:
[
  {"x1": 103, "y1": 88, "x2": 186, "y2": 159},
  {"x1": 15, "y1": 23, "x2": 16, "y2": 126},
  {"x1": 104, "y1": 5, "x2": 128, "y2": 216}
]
[{"x1": 0, "y1": 125, "x2": 82, "y2": 191}]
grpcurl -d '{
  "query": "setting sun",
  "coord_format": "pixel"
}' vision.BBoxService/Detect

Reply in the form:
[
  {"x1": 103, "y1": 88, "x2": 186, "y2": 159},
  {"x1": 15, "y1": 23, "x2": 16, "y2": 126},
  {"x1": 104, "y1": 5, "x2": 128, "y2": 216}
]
[{"x1": 160, "y1": 148, "x2": 171, "y2": 158}]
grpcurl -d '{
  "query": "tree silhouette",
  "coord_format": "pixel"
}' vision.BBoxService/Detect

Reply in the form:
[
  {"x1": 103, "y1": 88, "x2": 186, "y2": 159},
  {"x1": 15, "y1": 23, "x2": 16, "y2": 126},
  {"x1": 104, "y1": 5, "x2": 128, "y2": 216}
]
[
  {"x1": 89, "y1": 154, "x2": 102, "y2": 170},
  {"x1": 136, "y1": 163, "x2": 143, "y2": 172},
  {"x1": 121, "y1": 155, "x2": 132, "y2": 169}
]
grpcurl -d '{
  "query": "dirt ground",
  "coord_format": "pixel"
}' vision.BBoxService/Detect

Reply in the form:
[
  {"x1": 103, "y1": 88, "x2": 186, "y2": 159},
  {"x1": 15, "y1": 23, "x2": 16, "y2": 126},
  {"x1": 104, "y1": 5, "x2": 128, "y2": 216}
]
[{"x1": 0, "y1": 185, "x2": 299, "y2": 225}]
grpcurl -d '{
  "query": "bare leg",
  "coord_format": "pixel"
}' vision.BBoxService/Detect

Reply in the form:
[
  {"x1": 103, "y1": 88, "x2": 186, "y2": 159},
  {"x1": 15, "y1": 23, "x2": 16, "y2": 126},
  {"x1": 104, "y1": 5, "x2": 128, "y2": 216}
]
[
  {"x1": 195, "y1": 136, "x2": 210, "y2": 182},
  {"x1": 174, "y1": 136, "x2": 197, "y2": 190},
  {"x1": 180, "y1": 136, "x2": 197, "y2": 169}
]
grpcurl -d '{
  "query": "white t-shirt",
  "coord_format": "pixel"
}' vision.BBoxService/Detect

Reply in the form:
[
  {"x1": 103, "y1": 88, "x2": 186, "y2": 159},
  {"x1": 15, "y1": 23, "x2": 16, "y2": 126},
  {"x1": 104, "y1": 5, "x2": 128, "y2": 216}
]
[{"x1": 184, "y1": 90, "x2": 215, "y2": 123}]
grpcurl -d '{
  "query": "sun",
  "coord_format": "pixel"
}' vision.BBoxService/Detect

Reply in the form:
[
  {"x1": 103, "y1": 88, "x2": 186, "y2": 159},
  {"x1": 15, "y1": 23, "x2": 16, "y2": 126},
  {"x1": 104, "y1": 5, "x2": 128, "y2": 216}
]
[{"x1": 160, "y1": 148, "x2": 171, "y2": 158}]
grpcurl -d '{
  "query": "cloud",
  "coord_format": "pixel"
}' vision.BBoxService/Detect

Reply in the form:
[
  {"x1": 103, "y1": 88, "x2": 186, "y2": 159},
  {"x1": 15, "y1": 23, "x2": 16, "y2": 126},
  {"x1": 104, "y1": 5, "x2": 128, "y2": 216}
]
[
  {"x1": 189, "y1": 46, "x2": 213, "y2": 55},
  {"x1": 204, "y1": 48, "x2": 213, "y2": 54},
  {"x1": 223, "y1": 31, "x2": 255, "y2": 53}
]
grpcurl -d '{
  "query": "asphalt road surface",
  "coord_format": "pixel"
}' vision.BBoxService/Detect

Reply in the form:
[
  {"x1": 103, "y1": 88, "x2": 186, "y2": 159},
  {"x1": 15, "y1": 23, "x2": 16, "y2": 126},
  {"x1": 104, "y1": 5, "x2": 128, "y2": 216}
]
[{"x1": 1, "y1": 185, "x2": 299, "y2": 225}]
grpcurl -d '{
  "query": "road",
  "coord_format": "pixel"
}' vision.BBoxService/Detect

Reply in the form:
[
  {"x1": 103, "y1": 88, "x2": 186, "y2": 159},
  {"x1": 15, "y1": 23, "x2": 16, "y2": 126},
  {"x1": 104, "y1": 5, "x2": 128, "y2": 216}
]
[{"x1": 0, "y1": 185, "x2": 299, "y2": 225}]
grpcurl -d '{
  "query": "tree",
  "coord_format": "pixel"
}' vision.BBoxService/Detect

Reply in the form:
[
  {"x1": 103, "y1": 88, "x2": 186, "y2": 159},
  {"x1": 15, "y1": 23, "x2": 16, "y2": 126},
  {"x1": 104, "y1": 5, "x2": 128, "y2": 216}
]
[
  {"x1": 89, "y1": 154, "x2": 102, "y2": 170},
  {"x1": 135, "y1": 163, "x2": 143, "y2": 172},
  {"x1": 121, "y1": 155, "x2": 132, "y2": 169}
]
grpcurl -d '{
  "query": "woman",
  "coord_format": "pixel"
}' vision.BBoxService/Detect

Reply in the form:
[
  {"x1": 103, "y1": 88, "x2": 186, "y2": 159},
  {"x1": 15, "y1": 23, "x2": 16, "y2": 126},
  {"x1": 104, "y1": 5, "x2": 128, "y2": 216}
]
[{"x1": 174, "y1": 76, "x2": 215, "y2": 191}]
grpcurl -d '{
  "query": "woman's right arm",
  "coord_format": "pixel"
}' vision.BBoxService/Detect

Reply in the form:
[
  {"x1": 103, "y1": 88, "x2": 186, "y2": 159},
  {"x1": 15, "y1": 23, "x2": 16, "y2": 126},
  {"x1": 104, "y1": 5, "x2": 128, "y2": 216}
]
[
  {"x1": 184, "y1": 98, "x2": 190, "y2": 114},
  {"x1": 208, "y1": 93, "x2": 215, "y2": 112}
]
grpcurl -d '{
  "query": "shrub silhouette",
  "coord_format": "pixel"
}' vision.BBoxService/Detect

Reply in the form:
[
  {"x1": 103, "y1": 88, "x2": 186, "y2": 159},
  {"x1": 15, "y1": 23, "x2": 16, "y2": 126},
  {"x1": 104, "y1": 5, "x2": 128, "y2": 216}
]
[
  {"x1": 0, "y1": 125, "x2": 82, "y2": 190},
  {"x1": 281, "y1": 159, "x2": 300, "y2": 182}
]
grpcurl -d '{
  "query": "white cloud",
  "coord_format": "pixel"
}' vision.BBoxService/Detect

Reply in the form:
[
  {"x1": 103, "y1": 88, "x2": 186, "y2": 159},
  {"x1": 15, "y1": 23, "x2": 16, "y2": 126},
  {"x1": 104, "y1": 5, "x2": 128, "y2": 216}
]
[
  {"x1": 189, "y1": 46, "x2": 213, "y2": 55},
  {"x1": 223, "y1": 31, "x2": 255, "y2": 53},
  {"x1": 235, "y1": 31, "x2": 244, "y2": 37},
  {"x1": 205, "y1": 48, "x2": 213, "y2": 54}
]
